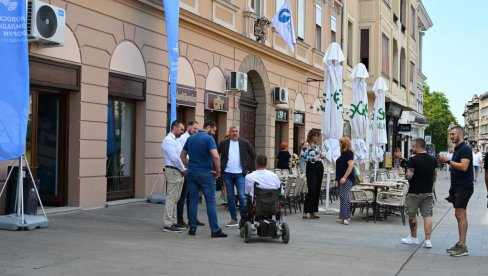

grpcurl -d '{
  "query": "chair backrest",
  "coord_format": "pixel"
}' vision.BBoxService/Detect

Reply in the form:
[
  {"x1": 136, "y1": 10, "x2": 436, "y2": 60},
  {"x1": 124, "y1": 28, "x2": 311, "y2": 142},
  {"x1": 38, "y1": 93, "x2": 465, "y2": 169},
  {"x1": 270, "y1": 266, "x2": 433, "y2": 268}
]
[
  {"x1": 274, "y1": 169, "x2": 282, "y2": 176},
  {"x1": 254, "y1": 182, "x2": 281, "y2": 216},
  {"x1": 285, "y1": 176, "x2": 297, "y2": 197},
  {"x1": 291, "y1": 167, "x2": 298, "y2": 175}
]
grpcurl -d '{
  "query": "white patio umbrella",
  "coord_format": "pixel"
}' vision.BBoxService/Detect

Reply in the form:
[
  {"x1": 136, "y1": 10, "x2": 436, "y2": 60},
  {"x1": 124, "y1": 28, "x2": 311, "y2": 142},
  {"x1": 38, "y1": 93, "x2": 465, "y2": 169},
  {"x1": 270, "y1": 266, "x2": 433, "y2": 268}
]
[
  {"x1": 321, "y1": 42, "x2": 344, "y2": 211},
  {"x1": 350, "y1": 63, "x2": 369, "y2": 162},
  {"x1": 370, "y1": 77, "x2": 388, "y2": 181}
]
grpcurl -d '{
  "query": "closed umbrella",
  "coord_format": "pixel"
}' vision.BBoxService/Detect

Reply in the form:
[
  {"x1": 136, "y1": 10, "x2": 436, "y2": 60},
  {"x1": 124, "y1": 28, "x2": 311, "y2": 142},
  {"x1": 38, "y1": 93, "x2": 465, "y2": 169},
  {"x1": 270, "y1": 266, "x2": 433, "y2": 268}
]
[
  {"x1": 350, "y1": 63, "x2": 369, "y2": 162},
  {"x1": 321, "y1": 42, "x2": 344, "y2": 211},
  {"x1": 370, "y1": 77, "x2": 388, "y2": 181}
]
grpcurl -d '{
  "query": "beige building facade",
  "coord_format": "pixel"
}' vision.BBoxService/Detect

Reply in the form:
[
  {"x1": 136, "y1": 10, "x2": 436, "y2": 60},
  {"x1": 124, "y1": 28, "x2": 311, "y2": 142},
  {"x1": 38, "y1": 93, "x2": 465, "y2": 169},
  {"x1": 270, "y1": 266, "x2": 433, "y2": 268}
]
[{"x1": 0, "y1": 0, "x2": 431, "y2": 211}]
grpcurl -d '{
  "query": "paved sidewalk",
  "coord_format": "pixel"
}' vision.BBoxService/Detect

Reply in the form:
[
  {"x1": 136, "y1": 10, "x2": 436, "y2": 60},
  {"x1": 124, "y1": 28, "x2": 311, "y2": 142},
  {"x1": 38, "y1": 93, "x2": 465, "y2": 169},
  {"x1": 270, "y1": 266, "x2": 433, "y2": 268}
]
[{"x1": 0, "y1": 177, "x2": 487, "y2": 276}]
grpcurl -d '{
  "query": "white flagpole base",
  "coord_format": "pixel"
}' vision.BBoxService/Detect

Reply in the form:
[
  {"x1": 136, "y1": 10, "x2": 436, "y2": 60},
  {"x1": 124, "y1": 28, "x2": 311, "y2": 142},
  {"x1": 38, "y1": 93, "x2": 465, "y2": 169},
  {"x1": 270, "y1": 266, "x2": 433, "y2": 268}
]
[{"x1": 0, "y1": 214, "x2": 49, "y2": 231}]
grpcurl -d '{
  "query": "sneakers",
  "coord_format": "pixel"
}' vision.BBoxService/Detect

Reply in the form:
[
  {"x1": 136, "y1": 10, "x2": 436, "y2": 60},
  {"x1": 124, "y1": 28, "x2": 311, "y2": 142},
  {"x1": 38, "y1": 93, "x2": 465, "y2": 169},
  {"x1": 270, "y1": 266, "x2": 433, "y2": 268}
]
[
  {"x1": 343, "y1": 219, "x2": 350, "y2": 225},
  {"x1": 163, "y1": 224, "x2": 182, "y2": 233},
  {"x1": 225, "y1": 220, "x2": 239, "y2": 227},
  {"x1": 174, "y1": 223, "x2": 187, "y2": 230},
  {"x1": 188, "y1": 228, "x2": 196, "y2": 236},
  {"x1": 449, "y1": 244, "x2": 469, "y2": 257},
  {"x1": 424, "y1": 240, "x2": 432, "y2": 248},
  {"x1": 446, "y1": 242, "x2": 462, "y2": 253},
  {"x1": 211, "y1": 230, "x2": 228, "y2": 238},
  {"x1": 401, "y1": 235, "x2": 419, "y2": 245}
]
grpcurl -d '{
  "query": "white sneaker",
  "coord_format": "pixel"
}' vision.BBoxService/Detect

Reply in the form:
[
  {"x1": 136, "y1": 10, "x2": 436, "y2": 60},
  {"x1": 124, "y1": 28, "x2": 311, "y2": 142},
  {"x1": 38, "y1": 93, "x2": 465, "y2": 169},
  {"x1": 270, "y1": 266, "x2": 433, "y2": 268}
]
[
  {"x1": 401, "y1": 235, "x2": 419, "y2": 245},
  {"x1": 424, "y1": 240, "x2": 432, "y2": 248}
]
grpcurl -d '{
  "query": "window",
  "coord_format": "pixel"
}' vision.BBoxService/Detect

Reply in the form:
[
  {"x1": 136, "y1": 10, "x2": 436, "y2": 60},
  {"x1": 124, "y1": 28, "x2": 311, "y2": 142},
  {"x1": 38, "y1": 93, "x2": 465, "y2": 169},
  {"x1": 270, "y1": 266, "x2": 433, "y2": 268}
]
[
  {"x1": 392, "y1": 40, "x2": 399, "y2": 83},
  {"x1": 347, "y1": 21, "x2": 353, "y2": 66},
  {"x1": 409, "y1": 62, "x2": 415, "y2": 93},
  {"x1": 330, "y1": 15, "x2": 337, "y2": 43},
  {"x1": 410, "y1": 5, "x2": 416, "y2": 38},
  {"x1": 251, "y1": 0, "x2": 262, "y2": 17},
  {"x1": 315, "y1": 3, "x2": 322, "y2": 50},
  {"x1": 360, "y1": 29, "x2": 369, "y2": 70},
  {"x1": 400, "y1": 0, "x2": 406, "y2": 33},
  {"x1": 400, "y1": 48, "x2": 406, "y2": 87},
  {"x1": 297, "y1": 0, "x2": 305, "y2": 40},
  {"x1": 381, "y1": 34, "x2": 389, "y2": 76}
]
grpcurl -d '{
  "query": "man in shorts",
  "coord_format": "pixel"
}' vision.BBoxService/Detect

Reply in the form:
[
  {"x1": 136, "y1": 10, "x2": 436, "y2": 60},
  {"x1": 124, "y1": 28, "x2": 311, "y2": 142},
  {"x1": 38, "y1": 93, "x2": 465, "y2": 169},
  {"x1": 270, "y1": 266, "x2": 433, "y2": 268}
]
[
  {"x1": 439, "y1": 126, "x2": 474, "y2": 257},
  {"x1": 401, "y1": 138, "x2": 437, "y2": 248}
]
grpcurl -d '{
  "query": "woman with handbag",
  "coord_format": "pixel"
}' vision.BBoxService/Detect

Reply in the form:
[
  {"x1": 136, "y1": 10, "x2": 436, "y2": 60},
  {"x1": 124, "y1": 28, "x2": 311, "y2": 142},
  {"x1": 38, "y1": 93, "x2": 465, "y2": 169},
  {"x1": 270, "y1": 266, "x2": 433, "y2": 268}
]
[
  {"x1": 301, "y1": 129, "x2": 324, "y2": 219},
  {"x1": 336, "y1": 136, "x2": 355, "y2": 225}
]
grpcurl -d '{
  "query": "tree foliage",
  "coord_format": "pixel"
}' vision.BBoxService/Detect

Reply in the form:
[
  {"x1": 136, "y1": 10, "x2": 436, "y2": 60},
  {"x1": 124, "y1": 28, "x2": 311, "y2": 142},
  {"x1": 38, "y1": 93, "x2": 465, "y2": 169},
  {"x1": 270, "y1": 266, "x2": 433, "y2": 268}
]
[{"x1": 423, "y1": 85, "x2": 458, "y2": 151}]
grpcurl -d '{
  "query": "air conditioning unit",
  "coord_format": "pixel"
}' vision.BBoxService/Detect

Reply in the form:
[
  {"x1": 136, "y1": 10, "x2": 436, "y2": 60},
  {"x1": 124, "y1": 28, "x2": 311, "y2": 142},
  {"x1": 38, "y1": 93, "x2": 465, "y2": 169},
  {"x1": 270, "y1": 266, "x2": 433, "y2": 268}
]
[
  {"x1": 228, "y1": 72, "x2": 248, "y2": 91},
  {"x1": 272, "y1": 87, "x2": 288, "y2": 104},
  {"x1": 27, "y1": 0, "x2": 65, "y2": 48}
]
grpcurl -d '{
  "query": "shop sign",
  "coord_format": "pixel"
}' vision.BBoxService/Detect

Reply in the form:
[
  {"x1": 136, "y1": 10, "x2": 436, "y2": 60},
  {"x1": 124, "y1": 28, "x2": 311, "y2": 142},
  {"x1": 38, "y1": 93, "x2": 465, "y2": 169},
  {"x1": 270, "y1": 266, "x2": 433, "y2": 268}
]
[
  {"x1": 276, "y1": 109, "x2": 288, "y2": 122},
  {"x1": 205, "y1": 92, "x2": 229, "y2": 112},
  {"x1": 294, "y1": 112, "x2": 304, "y2": 125},
  {"x1": 170, "y1": 86, "x2": 197, "y2": 107},
  {"x1": 398, "y1": 124, "x2": 411, "y2": 132}
]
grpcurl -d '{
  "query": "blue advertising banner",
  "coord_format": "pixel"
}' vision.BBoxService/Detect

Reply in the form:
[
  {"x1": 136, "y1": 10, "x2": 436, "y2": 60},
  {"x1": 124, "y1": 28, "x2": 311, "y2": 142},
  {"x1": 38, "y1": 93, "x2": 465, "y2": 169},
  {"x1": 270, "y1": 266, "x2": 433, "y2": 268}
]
[
  {"x1": 0, "y1": 0, "x2": 29, "y2": 160},
  {"x1": 162, "y1": 0, "x2": 180, "y2": 125}
]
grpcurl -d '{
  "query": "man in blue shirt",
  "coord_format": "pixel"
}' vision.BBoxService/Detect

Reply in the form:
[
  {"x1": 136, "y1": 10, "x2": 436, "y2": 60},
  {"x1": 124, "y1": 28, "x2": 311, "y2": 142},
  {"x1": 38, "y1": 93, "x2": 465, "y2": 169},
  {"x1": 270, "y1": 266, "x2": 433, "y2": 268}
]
[
  {"x1": 439, "y1": 126, "x2": 473, "y2": 257},
  {"x1": 180, "y1": 120, "x2": 227, "y2": 238}
]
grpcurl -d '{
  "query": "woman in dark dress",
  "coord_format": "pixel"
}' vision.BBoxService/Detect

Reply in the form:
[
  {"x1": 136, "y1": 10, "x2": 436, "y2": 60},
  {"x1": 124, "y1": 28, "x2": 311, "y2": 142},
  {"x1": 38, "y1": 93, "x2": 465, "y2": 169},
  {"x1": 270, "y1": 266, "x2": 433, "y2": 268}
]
[
  {"x1": 301, "y1": 129, "x2": 324, "y2": 219},
  {"x1": 276, "y1": 142, "x2": 291, "y2": 172},
  {"x1": 336, "y1": 136, "x2": 355, "y2": 225}
]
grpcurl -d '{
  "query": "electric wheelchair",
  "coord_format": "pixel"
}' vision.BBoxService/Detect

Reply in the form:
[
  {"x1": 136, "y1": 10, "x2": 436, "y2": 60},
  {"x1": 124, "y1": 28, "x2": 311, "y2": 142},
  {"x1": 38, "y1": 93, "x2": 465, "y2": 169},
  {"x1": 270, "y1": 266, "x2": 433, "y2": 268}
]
[{"x1": 239, "y1": 182, "x2": 290, "y2": 244}]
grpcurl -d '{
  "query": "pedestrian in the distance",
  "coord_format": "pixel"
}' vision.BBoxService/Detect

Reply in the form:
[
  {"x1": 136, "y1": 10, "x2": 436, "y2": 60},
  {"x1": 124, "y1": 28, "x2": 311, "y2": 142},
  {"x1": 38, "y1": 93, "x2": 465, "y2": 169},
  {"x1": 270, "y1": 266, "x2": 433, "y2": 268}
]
[
  {"x1": 439, "y1": 126, "x2": 473, "y2": 257},
  {"x1": 401, "y1": 138, "x2": 437, "y2": 248},
  {"x1": 335, "y1": 136, "x2": 354, "y2": 225},
  {"x1": 276, "y1": 142, "x2": 291, "y2": 172}
]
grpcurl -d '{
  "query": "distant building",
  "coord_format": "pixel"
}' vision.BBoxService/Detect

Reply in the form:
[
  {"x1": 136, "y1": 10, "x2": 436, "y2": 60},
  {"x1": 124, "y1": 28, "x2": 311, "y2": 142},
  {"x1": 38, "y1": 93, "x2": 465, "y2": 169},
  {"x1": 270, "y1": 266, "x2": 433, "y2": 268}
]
[
  {"x1": 463, "y1": 95, "x2": 480, "y2": 148},
  {"x1": 478, "y1": 92, "x2": 488, "y2": 151}
]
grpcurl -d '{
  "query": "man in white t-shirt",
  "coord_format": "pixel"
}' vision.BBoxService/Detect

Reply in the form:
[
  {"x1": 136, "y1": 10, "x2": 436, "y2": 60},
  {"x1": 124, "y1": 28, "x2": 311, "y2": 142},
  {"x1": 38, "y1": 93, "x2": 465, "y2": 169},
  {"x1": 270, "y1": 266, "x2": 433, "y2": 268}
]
[
  {"x1": 245, "y1": 155, "x2": 283, "y2": 197},
  {"x1": 473, "y1": 148, "x2": 483, "y2": 181}
]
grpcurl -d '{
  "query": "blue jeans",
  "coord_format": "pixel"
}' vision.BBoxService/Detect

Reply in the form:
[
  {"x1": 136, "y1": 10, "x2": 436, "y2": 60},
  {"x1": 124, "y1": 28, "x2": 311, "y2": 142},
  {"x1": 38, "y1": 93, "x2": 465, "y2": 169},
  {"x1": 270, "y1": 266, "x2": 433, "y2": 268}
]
[
  {"x1": 187, "y1": 171, "x2": 221, "y2": 233},
  {"x1": 223, "y1": 172, "x2": 246, "y2": 220}
]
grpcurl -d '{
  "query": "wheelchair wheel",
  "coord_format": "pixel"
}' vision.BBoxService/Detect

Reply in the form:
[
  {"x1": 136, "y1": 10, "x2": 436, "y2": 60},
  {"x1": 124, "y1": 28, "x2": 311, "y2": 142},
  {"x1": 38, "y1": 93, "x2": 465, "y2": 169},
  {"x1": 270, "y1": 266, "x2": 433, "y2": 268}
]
[
  {"x1": 244, "y1": 222, "x2": 252, "y2": 243},
  {"x1": 281, "y1": 222, "x2": 290, "y2": 244}
]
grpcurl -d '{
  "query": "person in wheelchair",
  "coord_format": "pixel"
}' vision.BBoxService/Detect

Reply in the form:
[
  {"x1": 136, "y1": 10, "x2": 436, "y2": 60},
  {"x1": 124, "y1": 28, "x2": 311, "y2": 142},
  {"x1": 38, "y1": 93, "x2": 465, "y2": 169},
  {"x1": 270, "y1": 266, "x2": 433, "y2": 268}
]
[
  {"x1": 240, "y1": 155, "x2": 290, "y2": 243},
  {"x1": 244, "y1": 155, "x2": 283, "y2": 199}
]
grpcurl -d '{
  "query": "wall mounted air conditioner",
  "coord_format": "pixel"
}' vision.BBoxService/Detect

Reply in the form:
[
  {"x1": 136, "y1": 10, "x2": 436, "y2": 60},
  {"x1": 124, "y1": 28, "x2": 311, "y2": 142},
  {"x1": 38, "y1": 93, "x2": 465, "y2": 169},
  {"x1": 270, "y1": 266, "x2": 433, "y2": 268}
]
[
  {"x1": 228, "y1": 72, "x2": 248, "y2": 91},
  {"x1": 27, "y1": 0, "x2": 65, "y2": 48},
  {"x1": 273, "y1": 87, "x2": 288, "y2": 104}
]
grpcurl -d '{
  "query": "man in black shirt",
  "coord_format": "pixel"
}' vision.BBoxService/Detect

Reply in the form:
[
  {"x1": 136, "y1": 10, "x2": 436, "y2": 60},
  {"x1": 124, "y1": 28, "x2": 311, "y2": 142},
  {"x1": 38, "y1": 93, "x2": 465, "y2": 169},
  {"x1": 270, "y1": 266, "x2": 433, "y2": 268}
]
[
  {"x1": 439, "y1": 126, "x2": 473, "y2": 257},
  {"x1": 401, "y1": 138, "x2": 437, "y2": 248}
]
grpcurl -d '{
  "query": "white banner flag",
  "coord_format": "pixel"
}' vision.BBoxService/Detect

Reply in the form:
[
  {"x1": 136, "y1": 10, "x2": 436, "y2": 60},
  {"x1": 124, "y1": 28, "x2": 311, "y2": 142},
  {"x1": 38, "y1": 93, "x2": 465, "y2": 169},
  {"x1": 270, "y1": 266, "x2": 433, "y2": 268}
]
[{"x1": 271, "y1": 0, "x2": 296, "y2": 52}]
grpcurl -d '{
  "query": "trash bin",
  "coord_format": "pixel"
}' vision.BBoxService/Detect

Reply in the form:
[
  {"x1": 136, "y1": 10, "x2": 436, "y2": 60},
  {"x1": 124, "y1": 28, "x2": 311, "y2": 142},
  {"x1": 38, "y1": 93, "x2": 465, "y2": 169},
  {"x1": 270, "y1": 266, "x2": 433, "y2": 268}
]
[{"x1": 5, "y1": 166, "x2": 40, "y2": 215}]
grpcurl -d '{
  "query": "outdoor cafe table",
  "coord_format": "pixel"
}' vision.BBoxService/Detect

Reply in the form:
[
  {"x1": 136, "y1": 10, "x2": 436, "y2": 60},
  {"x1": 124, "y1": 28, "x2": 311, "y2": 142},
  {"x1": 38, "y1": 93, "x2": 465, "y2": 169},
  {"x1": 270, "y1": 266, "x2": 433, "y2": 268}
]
[{"x1": 356, "y1": 181, "x2": 399, "y2": 223}]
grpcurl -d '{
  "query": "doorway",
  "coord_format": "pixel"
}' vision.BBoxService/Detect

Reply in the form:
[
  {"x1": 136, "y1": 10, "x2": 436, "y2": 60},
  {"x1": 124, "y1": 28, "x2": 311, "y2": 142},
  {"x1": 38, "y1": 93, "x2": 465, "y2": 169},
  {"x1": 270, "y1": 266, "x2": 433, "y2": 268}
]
[{"x1": 26, "y1": 90, "x2": 68, "y2": 206}]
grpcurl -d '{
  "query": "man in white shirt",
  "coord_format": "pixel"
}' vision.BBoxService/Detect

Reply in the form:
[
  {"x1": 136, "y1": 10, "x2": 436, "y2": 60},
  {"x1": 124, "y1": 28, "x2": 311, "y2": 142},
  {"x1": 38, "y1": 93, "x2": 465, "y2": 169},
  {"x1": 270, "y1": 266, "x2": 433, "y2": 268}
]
[
  {"x1": 473, "y1": 148, "x2": 483, "y2": 181},
  {"x1": 175, "y1": 121, "x2": 205, "y2": 228},
  {"x1": 161, "y1": 120, "x2": 186, "y2": 233},
  {"x1": 245, "y1": 155, "x2": 283, "y2": 198},
  {"x1": 218, "y1": 126, "x2": 256, "y2": 227}
]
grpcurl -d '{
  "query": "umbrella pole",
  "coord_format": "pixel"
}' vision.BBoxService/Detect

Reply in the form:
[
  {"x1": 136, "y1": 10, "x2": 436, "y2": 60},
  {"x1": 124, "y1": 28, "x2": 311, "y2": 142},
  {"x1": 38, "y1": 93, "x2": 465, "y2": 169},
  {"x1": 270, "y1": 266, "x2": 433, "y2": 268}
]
[
  {"x1": 373, "y1": 161, "x2": 378, "y2": 182},
  {"x1": 320, "y1": 162, "x2": 338, "y2": 215},
  {"x1": 325, "y1": 169, "x2": 330, "y2": 209}
]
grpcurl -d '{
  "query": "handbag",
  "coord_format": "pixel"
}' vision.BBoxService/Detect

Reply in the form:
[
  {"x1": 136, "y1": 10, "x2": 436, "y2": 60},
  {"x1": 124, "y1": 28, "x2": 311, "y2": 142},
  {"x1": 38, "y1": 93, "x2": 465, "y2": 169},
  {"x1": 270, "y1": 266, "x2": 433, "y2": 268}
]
[{"x1": 353, "y1": 164, "x2": 360, "y2": 177}]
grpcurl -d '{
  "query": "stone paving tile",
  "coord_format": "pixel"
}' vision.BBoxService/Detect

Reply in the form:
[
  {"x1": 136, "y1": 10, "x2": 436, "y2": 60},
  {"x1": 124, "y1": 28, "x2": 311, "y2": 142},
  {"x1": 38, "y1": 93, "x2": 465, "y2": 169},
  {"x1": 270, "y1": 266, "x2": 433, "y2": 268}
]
[{"x1": 1, "y1": 177, "x2": 487, "y2": 275}]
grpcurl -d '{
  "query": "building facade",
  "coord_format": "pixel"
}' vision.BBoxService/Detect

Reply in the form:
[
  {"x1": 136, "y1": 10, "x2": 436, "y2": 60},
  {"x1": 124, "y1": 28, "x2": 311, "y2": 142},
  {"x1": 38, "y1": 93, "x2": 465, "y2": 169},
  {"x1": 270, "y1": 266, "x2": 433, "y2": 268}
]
[
  {"x1": 463, "y1": 95, "x2": 480, "y2": 148},
  {"x1": 0, "y1": 0, "x2": 432, "y2": 211}
]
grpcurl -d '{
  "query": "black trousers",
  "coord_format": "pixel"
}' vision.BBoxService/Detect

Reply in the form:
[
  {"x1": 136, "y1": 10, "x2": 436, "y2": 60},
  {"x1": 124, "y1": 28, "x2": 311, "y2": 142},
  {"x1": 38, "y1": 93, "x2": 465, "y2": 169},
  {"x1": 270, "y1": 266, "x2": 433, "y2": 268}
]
[{"x1": 304, "y1": 162, "x2": 324, "y2": 213}]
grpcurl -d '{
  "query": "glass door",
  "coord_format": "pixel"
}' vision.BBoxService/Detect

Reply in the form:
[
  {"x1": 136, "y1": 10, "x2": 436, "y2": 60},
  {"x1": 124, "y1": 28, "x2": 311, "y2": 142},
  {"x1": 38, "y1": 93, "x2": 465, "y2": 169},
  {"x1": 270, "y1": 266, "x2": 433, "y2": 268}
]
[
  {"x1": 106, "y1": 99, "x2": 135, "y2": 200},
  {"x1": 26, "y1": 91, "x2": 67, "y2": 206}
]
